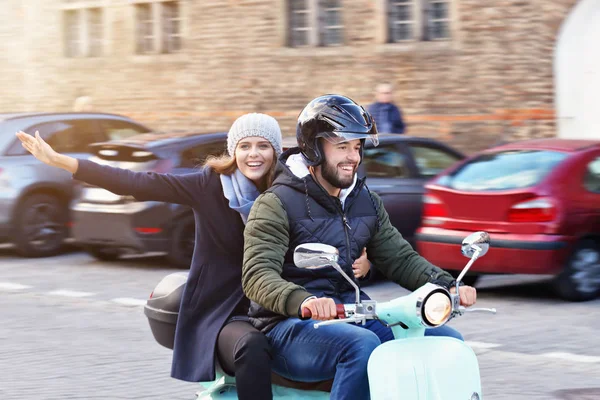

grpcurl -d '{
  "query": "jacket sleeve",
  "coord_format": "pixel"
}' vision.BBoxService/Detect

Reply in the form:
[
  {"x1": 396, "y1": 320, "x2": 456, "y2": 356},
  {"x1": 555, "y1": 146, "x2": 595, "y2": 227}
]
[
  {"x1": 366, "y1": 192, "x2": 454, "y2": 290},
  {"x1": 242, "y1": 192, "x2": 314, "y2": 317},
  {"x1": 73, "y1": 159, "x2": 206, "y2": 206}
]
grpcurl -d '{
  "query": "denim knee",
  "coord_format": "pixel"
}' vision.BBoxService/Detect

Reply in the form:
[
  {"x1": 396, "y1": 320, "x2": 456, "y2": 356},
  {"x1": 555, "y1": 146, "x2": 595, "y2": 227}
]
[
  {"x1": 343, "y1": 328, "x2": 381, "y2": 364},
  {"x1": 447, "y1": 328, "x2": 464, "y2": 341}
]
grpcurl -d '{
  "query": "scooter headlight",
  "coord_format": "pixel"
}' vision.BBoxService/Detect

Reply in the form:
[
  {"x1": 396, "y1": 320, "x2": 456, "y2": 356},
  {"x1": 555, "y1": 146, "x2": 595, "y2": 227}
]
[{"x1": 422, "y1": 291, "x2": 452, "y2": 327}]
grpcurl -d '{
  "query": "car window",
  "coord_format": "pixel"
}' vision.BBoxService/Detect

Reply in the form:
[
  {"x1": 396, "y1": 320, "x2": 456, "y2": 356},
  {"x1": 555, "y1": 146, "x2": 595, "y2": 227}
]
[
  {"x1": 437, "y1": 150, "x2": 567, "y2": 191},
  {"x1": 22, "y1": 120, "x2": 100, "y2": 153},
  {"x1": 363, "y1": 145, "x2": 409, "y2": 178},
  {"x1": 180, "y1": 140, "x2": 227, "y2": 167},
  {"x1": 409, "y1": 145, "x2": 462, "y2": 178},
  {"x1": 583, "y1": 157, "x2": 600, "y2": 193},
  {"x1": 98, "y1": 119, "x2": 150, "y2": 141}
]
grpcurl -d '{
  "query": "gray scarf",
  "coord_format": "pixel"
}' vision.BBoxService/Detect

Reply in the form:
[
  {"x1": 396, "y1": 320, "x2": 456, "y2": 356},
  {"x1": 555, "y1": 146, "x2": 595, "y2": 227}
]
[{"x1": 220, "y1": 169, "x2": 260, "y2": 224}]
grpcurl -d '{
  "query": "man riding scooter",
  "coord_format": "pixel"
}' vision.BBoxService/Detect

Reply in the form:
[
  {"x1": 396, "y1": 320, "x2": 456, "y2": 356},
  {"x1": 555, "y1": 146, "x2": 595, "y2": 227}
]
[{"x1": 242, "y1": 94, "x2": 477, "y2": 400}]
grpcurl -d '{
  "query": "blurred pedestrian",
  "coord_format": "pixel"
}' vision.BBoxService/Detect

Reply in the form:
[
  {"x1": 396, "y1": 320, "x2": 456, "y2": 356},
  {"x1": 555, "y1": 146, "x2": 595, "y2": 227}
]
[
  {"x1": 72, "y1": 96, "x2": 94, "y2": 112},
  {"x1": 16, "y1": 113, "x2": 283, "y2": 400},
  {"x1": 367, "y1": 83, "x2": 406, "y2": 134}
]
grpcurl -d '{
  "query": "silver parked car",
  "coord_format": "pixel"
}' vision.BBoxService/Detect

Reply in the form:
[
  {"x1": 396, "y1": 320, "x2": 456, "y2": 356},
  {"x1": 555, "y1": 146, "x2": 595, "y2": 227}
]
[{"x1": 0, "y1": 112, "x2": 151, "y2": 257}]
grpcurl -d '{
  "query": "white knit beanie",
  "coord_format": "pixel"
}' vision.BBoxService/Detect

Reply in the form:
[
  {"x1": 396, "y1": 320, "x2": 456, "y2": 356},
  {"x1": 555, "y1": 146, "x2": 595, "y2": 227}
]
[{"x1": 227, "y1": 113, "x2": 283, "y2": 157}]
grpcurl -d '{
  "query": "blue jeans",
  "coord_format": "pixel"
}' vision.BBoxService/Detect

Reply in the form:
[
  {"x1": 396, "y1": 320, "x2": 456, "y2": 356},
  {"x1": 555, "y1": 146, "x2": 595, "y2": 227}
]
[{"x1": 266, "y1": 319, "x2": 463, "y2": 400}]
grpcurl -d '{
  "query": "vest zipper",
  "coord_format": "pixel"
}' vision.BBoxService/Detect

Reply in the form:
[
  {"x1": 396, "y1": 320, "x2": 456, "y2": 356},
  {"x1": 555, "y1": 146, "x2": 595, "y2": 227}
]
[
  {"x1": 334, "y1": 199, "x2": 353, "y2": 280},
  {"x1": 327, "y1": 178, "x2": 366, "y2": 283}
]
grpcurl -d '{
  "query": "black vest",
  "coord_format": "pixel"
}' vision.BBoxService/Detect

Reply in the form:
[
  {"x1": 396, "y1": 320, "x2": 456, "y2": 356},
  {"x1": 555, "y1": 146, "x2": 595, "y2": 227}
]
[
  {"x1": 249, "y1": 162, "x2": 380, "y2": 332},
  {"x1": 272, "y1": 179, "x2": 379, "y2": 296}
]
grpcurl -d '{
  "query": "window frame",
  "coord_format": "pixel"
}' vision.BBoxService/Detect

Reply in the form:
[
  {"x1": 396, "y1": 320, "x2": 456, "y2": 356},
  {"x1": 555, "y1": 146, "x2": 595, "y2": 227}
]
[
  {"x1": 95, "y1": 119, "x2": 152, "y2": 142},
  {"x1": 379, "y1": 0, "x2": 454, "y2": 44},
  {"x1": 583, "y1": 156, "x2": 600, "y2": 194},
  {"x1": 406, "y1": 143, "x2": 463, "y2": 180},
  {"x1": 132, "y1": 0, "x2": 183, "y2": 55},
  {"x1": 9, "y1": 119, "x2": 104, "y2": 155},
  {"x1": 287, "y1": 0, "x2": 344, "y2": 48},
  {"x1": 62, "y1": 5, "x2": 105, "y2": 58},
  {"x1": 361, "y1": 142, "x2": 413, "y2": 179}
]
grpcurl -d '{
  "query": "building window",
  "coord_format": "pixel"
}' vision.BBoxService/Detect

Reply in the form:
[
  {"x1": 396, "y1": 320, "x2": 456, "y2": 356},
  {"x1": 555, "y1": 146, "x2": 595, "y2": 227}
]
[
  {"x1": 288, "y1": 0, "x2": 344, "y2": 47},
  {"x1": 389, "y1": 1, "x2": 414, "y2": 42},
  {"x1": 425, "y1": 0, "x2": 451, "y2": 40},
  {"x1": 63, "y1": 8, "x2": 104, "y2": 57},
  {"x1": 88, "y1": 8, "x2": 103, "y2": 57},
  {"x1": 387, "y1": 0, "x2": 451, "y2": 42},
  {"x1": 135, "y1": 1, "x2": 182, "y2": 54}
]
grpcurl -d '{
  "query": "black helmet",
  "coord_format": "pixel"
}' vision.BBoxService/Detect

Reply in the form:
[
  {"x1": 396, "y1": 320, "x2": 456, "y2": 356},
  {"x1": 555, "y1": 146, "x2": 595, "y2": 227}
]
[{"x1": 296, "y1": 94, "x2": 379, "y2": 166}]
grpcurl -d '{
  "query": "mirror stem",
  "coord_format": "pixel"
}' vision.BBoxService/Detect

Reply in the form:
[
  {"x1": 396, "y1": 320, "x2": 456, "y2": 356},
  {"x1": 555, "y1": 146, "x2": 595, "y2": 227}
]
[
  {"x1": 455, "y1": 247, "x2": 481, "y2": 293},
  {"x1": 331, "y1": 262, "x2": 362, "y2": 305}
]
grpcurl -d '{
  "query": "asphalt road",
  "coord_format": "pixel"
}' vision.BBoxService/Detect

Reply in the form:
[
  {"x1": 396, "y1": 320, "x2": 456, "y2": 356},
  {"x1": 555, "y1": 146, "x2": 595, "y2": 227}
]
[{"x1": 0, "y1": 245, "x2": 598, "y2": 400}]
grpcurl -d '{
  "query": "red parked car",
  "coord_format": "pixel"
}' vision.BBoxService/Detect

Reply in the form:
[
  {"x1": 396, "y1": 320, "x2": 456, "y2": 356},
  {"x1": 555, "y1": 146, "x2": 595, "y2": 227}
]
[{"x1": 415, "y1": 138, "x2": 600, "y2": 301}]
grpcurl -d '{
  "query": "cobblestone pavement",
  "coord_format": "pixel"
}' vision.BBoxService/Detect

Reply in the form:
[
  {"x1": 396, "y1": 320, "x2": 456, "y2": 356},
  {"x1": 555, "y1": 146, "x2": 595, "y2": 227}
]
[{"x1": 0, "y1": 246, "x2": 598, "y2": 400}]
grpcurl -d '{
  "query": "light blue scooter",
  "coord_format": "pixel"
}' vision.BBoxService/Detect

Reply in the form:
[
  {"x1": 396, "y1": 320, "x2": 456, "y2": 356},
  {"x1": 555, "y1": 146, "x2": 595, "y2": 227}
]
[{"x1": 145, "y1": 231, "x2": 495, "y2": 399}]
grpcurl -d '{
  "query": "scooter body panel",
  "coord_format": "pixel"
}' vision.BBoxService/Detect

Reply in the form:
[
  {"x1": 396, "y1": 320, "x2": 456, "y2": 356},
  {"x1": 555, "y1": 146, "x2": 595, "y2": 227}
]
[{"x1": 368, "y1": 336, "x2": 482, "y2": 400}]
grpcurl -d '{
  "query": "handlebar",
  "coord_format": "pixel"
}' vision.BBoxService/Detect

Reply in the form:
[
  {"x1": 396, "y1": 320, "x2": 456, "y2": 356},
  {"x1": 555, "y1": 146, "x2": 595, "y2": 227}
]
[
  {"x1": 301, "y1": 304, "x2": 347, "y2": 319},
  {"x1": 459, "y1": 306, "x2": 497, "y2": 314}
]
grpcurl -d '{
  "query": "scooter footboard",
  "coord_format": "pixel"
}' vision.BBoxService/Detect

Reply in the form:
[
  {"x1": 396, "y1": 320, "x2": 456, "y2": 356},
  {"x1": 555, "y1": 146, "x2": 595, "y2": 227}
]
[{"x1": 368, "y1": 337, "x2": 482, "y2": 400}]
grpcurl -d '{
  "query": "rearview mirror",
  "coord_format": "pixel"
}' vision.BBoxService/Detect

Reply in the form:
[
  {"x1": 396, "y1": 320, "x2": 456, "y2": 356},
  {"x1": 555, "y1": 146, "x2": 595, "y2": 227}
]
[
  {"x1": 461, "y1": 231, "x2": 490, "y2": 259},
  {"x1": 293, "y1": 243, "x2": 339, "y2": 269}
]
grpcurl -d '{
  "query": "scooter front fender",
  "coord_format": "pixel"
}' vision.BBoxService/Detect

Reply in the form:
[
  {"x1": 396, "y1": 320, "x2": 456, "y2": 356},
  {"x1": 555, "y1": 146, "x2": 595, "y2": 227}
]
[{"x1": 368, "y1": 337, "x2": 482, "y2": 400}]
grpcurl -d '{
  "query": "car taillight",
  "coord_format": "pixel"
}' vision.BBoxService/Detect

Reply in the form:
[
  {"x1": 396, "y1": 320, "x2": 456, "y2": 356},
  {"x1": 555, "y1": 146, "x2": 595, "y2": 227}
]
[
  {"x1": 422, "y1": 194, "x2": 448, "y2": 225},
  {"x1": 508, "y1": 198, "x2": 556, "y2": 222},
  {"x1": 135, "y1": 227, "x2": 163, "y2": 234},
  {"x1": 423, "y1": 194, "x2": 448, "y2": 218}
]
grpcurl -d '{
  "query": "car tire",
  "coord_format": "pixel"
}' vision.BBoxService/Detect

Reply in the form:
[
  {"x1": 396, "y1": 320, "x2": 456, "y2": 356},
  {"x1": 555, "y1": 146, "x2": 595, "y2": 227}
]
[
  {"x1": 13, "y1": 193, "x2": 68, "y2": 258},
  {"x1": 166, "y1": 214, "x2": 195, "y2": 268},
  {"x1": 449, "y1": 270, "x2": 480, "y2": 287},
  {"x1": 554, "y1": 239, "x2": 600, "y2": 302},
  {"x1": 84, "y1": 246, "x2": 122, "y2": 262}
]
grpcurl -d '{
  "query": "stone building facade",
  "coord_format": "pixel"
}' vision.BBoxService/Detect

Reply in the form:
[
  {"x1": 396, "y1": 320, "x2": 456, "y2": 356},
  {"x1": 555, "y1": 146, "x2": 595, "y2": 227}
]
[{"x1": 0, "y1": 0, "x2": 579, "y2": 153}]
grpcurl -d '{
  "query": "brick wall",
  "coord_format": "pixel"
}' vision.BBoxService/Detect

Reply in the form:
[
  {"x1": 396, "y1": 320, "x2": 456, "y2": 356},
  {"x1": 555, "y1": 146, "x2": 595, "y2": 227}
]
[{"x1": 0, "y1": 0, "x2": 579, "y2": 154}]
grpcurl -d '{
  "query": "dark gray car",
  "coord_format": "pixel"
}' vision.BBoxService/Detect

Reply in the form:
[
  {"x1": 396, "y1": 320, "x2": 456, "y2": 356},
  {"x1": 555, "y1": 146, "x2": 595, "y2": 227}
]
[
  {"x1": 0, "y1": 112, "x2": 151, "y2": 257},
  {"x1": 70, "y1": 131, "x2": 227, "y2": 268}
]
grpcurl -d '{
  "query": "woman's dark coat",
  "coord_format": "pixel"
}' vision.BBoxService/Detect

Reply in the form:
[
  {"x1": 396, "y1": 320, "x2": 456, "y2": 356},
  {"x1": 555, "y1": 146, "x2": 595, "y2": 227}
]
[{"x1": 74, "y1": 160, "x2": 249, "y2": 382}]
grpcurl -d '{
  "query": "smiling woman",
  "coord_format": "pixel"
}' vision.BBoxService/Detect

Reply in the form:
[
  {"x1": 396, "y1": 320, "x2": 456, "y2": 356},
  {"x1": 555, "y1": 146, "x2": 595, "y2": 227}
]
[
  {"x1": 236, "y1": 137, "x2": 276, "y2": 187},
  {"x1": 15, "y1": 112, "x2": 284, "y2": 400}
]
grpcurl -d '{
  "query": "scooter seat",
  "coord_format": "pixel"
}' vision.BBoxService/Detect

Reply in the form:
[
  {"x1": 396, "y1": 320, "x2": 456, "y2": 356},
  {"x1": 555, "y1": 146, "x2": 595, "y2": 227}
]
[{"x1": 271, "y1": 372, "x2": 333, "y2": 392}]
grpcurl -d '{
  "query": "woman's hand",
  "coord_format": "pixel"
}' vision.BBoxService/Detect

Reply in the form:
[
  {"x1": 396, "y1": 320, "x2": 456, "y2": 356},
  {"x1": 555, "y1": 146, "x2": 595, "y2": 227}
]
[
  {"x1": 352, "y1": 247, "x2": 370, "y2": 279},
  {"x1": 16, "y1": 131, "x2": 78, "y2": 173}
]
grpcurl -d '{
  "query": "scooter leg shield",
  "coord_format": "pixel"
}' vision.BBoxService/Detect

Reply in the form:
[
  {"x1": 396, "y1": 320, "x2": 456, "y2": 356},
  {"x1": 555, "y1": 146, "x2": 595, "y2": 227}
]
[{"x1": 367, "y1": 337, "x2": 483, "y2": 400}]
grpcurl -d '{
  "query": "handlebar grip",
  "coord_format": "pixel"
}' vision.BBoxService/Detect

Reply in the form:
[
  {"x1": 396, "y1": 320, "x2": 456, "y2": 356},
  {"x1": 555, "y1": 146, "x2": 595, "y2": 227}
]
[{"x1": 302, "y1": 304, "x2": 347, "y2": 319}]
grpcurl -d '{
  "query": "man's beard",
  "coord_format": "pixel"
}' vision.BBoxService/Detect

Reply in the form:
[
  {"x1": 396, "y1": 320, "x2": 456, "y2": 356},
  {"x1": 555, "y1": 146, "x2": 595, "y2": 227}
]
[{"x1": 321, "y1": 160, "x2": 355, "y2": 189}]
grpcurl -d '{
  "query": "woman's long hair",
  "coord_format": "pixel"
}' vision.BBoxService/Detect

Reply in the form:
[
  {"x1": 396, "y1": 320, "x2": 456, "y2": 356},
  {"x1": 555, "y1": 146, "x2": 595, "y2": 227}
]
[{"x1": 203, "y1": 152, "x2": 278, "y2": 193}]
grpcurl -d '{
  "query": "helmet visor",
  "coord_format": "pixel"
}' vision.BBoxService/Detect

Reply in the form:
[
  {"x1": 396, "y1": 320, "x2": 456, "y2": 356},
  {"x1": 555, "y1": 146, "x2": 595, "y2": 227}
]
[{"x1": 317, "y1": 131, "x2": 379, "y2": 147}]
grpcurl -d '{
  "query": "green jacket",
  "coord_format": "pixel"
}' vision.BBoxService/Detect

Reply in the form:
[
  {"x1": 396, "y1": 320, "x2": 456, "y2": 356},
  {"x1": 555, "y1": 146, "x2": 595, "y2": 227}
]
[{"x1": 242, "y1": 190, "x2": 455, "y2": 319}]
